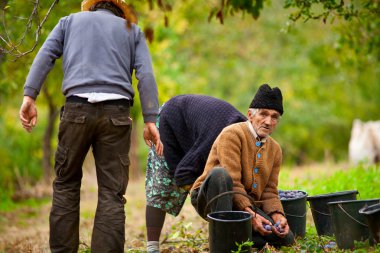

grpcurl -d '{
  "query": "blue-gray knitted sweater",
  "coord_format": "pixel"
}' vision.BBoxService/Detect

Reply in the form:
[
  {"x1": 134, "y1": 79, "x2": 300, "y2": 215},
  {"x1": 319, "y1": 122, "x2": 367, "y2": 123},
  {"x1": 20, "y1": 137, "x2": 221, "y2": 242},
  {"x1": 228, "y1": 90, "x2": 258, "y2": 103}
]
[
  {"x1": 159, "y1": 94, "x2": 247, "y2": 186},
  {"x1": 24, "y1": 9, "x2": 158, "y2": 122}
]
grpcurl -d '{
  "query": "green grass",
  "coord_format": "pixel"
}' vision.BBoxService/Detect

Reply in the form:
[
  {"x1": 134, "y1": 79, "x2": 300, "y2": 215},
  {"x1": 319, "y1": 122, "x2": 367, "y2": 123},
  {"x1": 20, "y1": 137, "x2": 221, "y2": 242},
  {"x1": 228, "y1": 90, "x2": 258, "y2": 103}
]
[
  {"x1": 280, "y1": 164, "x2": 380, "y2": 199},
  {"x1": 0, "y1": 195, "x2": 50, "y2": 212}
]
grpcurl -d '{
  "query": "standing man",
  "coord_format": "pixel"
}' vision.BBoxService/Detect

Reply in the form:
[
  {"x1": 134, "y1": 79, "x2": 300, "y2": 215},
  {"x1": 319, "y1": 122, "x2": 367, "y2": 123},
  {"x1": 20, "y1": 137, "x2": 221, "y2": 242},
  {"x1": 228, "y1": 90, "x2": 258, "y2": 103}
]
[
  {"x1": 145, "y1": 94, "x2": 247, "y2": 253},
  {"x1": 191, "y1": 84, "x2": 294, "y2": 249},
  {"x1": 19, "y1": 1, "x2": 162, "y2": 252}
]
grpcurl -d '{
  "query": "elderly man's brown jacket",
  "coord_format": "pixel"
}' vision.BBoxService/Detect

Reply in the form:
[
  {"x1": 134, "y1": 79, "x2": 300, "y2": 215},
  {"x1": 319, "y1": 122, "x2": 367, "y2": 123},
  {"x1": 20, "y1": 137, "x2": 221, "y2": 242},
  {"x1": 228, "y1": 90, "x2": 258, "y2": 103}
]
[{"x1": 191, "y1": 121, "x2": 284, "y2": 215}]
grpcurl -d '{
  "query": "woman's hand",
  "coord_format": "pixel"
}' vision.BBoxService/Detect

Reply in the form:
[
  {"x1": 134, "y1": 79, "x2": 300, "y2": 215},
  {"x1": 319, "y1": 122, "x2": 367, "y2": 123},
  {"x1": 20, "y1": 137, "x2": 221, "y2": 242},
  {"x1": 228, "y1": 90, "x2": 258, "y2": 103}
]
[{"x1": 143, "y1": 122, "x2": 163, "y2": 156}]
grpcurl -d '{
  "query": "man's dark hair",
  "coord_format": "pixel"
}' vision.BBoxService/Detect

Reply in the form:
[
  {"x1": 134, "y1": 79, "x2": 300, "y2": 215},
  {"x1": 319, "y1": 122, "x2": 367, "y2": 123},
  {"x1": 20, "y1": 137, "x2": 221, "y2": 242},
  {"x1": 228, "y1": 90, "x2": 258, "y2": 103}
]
[{"x1": 90, "y1": 2, "x2": 124, "y2": 18}]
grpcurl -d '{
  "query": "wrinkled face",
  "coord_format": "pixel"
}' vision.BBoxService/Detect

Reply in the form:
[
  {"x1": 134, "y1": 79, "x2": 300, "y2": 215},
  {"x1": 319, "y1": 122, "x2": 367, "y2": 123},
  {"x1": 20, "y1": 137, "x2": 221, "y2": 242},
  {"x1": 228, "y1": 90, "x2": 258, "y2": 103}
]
[{"x1": 248, "y1": 108, "x2": 281, "y2": 138}]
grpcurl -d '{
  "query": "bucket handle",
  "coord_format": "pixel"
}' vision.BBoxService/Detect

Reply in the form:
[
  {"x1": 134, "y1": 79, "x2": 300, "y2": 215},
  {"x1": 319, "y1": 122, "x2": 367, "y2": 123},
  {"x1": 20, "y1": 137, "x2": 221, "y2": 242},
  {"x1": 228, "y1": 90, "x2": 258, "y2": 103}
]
[
  {"x1": 307, "y1": 202, "x2": 331, "y2": 216},
  {"x1": 309, "y1": 208, "x2": 331, "y2": 216},
  {"x1": 204, "y1": 191, "x2": 258, "y2": 218},
  {"x1": 337, "y1": 203, "x2": 368, "y2": 227},
  {"x1": 285, "y1": 212, "x2": 307, "y2": 218}
]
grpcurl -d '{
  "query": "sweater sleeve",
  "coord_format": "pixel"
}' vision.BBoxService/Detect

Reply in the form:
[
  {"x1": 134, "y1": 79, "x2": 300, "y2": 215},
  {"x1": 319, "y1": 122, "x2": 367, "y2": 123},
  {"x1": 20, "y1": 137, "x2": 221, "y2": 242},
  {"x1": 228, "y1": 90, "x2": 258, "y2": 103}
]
[
  {"x1": 134, "y1": 29, "x2": 158, "y2": 123},
  {"x1": 24, "y1": 17, "x2": 66, "y2": 99},
  {"x1": 215, "y1": 128, "x2": 252, "y2": 210},
  {"x1": 260, "y1": 145, "x2": 284, "y2": 215}
]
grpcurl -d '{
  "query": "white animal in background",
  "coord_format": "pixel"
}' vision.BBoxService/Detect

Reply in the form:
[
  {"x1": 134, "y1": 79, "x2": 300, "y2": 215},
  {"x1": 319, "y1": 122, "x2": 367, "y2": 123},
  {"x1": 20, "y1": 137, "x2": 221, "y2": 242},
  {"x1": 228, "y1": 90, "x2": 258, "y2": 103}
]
[{"x1": 349, "y1": 119, "x2": 380, "y2": 165}]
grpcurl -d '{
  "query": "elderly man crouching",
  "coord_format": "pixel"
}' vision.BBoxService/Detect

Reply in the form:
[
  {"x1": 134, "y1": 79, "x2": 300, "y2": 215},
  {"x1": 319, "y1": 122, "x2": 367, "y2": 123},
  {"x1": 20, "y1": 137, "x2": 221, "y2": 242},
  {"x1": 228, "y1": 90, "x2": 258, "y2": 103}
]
[{"x1": 190, "y1": 84, "x2": 294, "y2": 249}]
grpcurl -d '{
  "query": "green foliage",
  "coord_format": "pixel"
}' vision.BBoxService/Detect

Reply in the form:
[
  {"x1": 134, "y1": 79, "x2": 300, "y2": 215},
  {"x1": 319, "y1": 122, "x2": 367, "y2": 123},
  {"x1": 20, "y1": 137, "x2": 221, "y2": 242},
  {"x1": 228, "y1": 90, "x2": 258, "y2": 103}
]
[
  {"x1": 231, "y1": 240, "x2": 254, "y2": 253},
  {"x1": 78, "y1": 246, "x2": 91, "y2": 253},
  {"x1": 292, "y1": 227, "x2": 335, "y2": 253},
  {"x1": 0, "y1": 109, "x2": 44, "y2": 191},
  {"x1": 0, "y1": 194, "x2": 49, "y2": 212},
  {"x1": 168, "y1": 221, "x2": 207, "y2": 248},
  {"x1": 209, "y1": 0, "x2": 266, "y2": 24},
  {"x1": 147, "y1": 0, "x2": 380, "y2": 165},
  {"x1": 284, "y1": 0, "x2": 358, "y2": 22},
  {"x1": 287, "y1": 226, "x2": 380, "y2": 253},
  {"x1": 0, "y1": 191, "x2": 15, "y2": 212},
  {"x1": 0, "y1": 103, "x2": 55, "y2": 208}
]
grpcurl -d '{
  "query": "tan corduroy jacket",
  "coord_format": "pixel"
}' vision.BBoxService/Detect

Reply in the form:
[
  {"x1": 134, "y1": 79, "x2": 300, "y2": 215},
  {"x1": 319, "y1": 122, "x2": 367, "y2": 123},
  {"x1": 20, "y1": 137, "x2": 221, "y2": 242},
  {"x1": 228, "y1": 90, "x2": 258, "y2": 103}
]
[{"x1": 191, "y1": 121, "x2": 284, "y2": 215}]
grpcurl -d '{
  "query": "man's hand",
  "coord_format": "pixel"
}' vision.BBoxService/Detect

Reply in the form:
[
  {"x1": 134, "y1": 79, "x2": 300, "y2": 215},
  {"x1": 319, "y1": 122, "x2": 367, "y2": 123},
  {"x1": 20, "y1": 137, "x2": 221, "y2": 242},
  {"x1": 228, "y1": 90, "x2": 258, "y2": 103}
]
[
  {"x1": 271, "y1": 212, "x2": 290, "y2": 237},
  {"x1": 19, "y1": 96, "x2": 38, "y2": 133},
  {"x1": 244, "y1": 207, "x2": 272, "y2": 236},
  {"x1": 143, "y1": 122, "x2": 163, "y2": 156}
]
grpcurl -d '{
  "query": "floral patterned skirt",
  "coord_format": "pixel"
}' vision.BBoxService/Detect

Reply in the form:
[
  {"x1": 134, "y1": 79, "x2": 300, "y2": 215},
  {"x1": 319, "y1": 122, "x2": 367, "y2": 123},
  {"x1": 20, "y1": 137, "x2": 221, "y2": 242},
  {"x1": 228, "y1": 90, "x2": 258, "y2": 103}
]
[{"x1": 145, "y1": 146, "x2": 188, "y2": 216}]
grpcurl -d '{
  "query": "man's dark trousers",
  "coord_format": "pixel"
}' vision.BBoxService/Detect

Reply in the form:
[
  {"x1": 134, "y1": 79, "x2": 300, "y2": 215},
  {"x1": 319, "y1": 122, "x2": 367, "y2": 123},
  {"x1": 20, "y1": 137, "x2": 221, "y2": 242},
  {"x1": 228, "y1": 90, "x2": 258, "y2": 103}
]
[{"x1": 50, "y1": 99, "x2": 132, "y2": 253}]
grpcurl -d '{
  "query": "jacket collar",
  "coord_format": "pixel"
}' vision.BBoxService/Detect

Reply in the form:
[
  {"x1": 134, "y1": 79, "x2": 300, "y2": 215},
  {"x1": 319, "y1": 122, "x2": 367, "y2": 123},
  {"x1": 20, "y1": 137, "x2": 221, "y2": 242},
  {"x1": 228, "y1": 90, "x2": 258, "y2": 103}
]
[{"x1": 246, "y1": 120, "x2": 267, "y2": 143}]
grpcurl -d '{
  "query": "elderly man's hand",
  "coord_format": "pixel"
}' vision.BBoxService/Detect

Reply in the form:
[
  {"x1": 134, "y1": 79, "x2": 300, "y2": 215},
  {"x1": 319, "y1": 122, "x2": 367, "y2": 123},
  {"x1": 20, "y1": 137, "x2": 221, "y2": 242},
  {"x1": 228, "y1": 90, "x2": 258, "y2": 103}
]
[
  {"x1": 271, "y1": 212, "x2": 290, "y2": 237},
  {"x1": 244, "y1": 207, "x2": 272, "y2": 236},
  {"x1": 143, "y1": 122, "x2": 163, "y2": 156},
  {"x1": 19, "y1": 96, "x2": 38, "y2": 133}
]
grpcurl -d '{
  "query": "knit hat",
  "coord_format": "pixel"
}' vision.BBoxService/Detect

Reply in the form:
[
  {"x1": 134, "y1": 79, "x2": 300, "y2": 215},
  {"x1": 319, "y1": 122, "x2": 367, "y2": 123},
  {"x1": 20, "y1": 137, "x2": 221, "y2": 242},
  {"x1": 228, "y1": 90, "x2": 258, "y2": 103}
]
[
  {"x1": 249, "y1": 84, "x2": 284, "y2": 115},
  {"x1": 81, "y1": 0, "x2": 138, "y2": 24}
]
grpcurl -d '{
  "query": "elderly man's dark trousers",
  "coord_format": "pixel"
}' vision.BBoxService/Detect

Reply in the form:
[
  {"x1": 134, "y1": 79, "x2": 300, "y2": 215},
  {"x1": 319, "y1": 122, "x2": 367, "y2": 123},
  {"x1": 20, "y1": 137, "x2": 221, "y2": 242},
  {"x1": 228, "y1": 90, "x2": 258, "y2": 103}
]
[
  {"x1": 49, "y1": 100, "x2": 132, "y2": 253},
  {"x1": 191, "y1": 167, "x2": 294, "y2": 249}
]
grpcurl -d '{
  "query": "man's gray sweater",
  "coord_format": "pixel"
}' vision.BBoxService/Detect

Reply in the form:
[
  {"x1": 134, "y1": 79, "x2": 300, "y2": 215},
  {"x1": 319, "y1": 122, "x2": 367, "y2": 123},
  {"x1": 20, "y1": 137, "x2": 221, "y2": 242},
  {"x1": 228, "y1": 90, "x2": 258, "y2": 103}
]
[{"x1": 24, "y1": 9, "x2": 158, "y2": 122}]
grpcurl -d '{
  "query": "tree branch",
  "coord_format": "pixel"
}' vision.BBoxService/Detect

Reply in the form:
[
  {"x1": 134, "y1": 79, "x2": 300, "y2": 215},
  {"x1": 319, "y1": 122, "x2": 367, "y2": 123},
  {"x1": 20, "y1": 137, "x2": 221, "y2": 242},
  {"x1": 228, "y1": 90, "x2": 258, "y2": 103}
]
[{"x1": 0, "y1": 0, "x2": 59, "y2": 60}]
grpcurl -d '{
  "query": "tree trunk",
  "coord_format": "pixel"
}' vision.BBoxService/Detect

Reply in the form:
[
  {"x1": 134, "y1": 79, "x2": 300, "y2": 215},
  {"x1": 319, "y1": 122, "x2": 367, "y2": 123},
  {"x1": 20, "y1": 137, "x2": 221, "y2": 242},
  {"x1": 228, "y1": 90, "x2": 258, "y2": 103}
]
[
  {"x1": 129, "y1": 120, "x2": 141, "y2": 181},
  {"x1": 42, "y1": 107, "x2": 59, "y2": 182},
  {"x1": 42, "y1": 87, "x2": 59, "y2": 183}
]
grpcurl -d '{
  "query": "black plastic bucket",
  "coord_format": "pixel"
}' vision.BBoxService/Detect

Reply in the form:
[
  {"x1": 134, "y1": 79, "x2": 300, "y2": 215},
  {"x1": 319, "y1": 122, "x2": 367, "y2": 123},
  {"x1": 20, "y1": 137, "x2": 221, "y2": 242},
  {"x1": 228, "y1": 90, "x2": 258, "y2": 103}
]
[
  {"x1": 307, "y1": 190, "x2": 358, "y2": 236},
  {"x1": 207, "y1": 211, "x2": 252, "y2": 253},
  {"x1": 328, "y1": 199, "x2": 380, "y2": 249},
  {"x1": 359, "y1": 203, "x2": 380, "y2": 244},
  {"x1": 280, "y1": 190, "x2": 308, "y2": 238}
]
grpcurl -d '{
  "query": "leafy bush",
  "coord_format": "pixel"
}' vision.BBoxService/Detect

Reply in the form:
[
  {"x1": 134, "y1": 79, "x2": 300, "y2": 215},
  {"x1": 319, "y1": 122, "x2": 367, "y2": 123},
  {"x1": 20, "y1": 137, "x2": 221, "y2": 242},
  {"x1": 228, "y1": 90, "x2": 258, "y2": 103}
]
[{"x1": 0, "y1": 109, "x2": 45, "y2": 208}]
